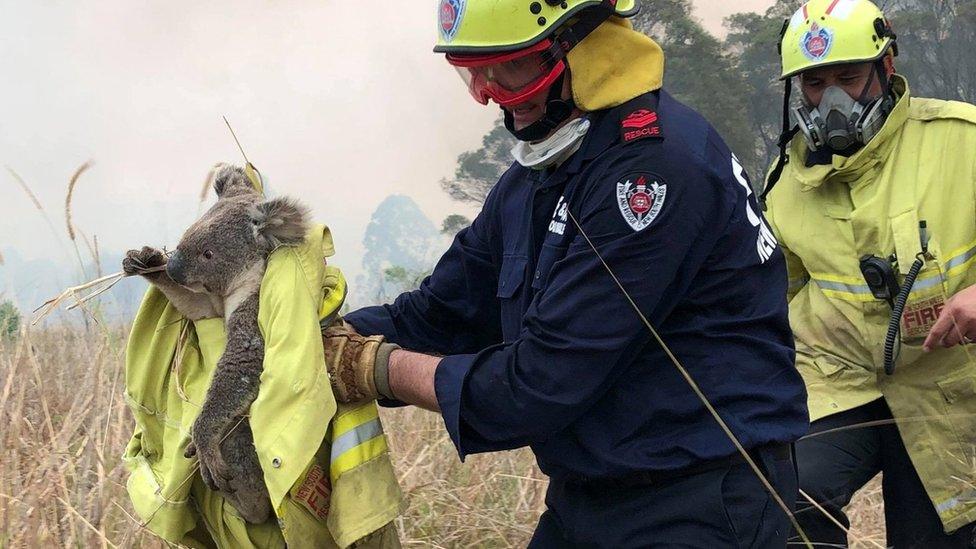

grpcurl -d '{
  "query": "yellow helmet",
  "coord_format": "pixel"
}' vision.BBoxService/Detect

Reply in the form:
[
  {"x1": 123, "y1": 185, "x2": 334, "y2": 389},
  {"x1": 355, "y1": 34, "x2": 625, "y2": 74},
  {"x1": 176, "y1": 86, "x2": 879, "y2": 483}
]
[
  {"x1": 779, "y1": 0, "x2": 897, "y2": 79},
  {"x1": 434, "y1": 0, "x2": 638, "y2": 53}
]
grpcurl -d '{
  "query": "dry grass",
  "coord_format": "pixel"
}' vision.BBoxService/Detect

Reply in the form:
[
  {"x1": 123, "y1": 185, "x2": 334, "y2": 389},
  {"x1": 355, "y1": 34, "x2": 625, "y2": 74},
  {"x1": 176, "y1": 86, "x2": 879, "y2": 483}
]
[
  {"x1": 4, "y1": 165, "x2": 67, "y2": 255},
  {"x1": 64, "y1": 161, "x2": 93, "y2": 243},
  {"x1": 64, "y1": 161, "x2": 95, "y2": 283},
  {"x1": 849, "y1": 476, "x2": 886, "y2": 548},
  {"x1": 5, "y1": 165, "x2": 44, "y2": 211},
  {"x1": 0, "y1": 326, "x2": 152, "y2": 547},
  {"x1": 0, "y1": 326, "x2": 886, "y2": 548}
]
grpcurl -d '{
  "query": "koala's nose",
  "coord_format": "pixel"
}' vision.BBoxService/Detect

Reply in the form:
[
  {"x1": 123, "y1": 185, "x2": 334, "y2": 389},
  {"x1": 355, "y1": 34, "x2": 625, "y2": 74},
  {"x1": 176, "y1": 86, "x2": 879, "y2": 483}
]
[{"x1": 166, "y1": 252, "x2": 187, "y2": 286}]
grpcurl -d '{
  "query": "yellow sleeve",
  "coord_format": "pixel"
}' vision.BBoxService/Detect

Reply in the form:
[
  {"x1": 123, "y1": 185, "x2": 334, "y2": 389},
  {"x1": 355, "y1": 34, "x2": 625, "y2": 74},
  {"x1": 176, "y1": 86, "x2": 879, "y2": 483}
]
[
  {"x1": 766, "y1": 205, "x2": 809, "y2": 302},
  {"x1": 251, "y1": 226, "x2": 339, "y2": 511}
]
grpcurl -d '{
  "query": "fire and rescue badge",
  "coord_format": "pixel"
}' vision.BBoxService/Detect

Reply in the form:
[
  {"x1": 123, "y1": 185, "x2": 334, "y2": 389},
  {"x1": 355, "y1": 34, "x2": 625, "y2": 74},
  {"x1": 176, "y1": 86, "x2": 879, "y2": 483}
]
[
  {"x1": 617, "y1": 175, "x2": 666, "y2": 232},
  {"x1": 801, "y1": 22, "x2": 833, "y2": 61},
  {"x1": 439, "y1": 0, "x2": 466, "y2": 43}
]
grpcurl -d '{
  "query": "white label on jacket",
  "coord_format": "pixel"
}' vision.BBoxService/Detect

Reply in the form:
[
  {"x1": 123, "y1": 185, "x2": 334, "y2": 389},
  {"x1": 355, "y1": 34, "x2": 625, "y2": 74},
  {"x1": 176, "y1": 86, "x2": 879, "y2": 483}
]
[
  {"x1": 732, "y1": 154, "x2": 778, "y2": 263},
  {"x1": 549, "y1": 195, "x2": 568, "y2": 236}
]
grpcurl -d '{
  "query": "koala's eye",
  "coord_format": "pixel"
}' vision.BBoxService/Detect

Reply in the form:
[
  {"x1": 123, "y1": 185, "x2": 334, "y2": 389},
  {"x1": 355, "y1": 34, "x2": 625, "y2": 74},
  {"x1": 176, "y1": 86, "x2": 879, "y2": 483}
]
[{"x1": 203, "y1": 250, "x2": 214, "y2": 260}]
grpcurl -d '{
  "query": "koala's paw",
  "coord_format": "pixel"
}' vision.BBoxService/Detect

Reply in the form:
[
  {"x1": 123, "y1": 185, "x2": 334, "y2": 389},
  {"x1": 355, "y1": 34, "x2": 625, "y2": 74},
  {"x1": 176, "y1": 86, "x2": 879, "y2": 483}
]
[
  {"x1": 123, "y1": 246, "x2": 167, "y2": 276},
  {"x1": 192, "y1": 439, "x2": 236, "y2": 494},
  {"x1": 187, "y1": 424, "x2": 237, "y2": 493}
]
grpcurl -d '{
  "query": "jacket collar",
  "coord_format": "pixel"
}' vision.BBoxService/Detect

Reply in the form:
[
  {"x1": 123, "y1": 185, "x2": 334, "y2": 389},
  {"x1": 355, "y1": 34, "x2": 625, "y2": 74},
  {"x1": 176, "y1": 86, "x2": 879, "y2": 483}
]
[
  {"x1": 561, "y1": 89, "x2": 665, "y2": 176},
  {"x1": 790, "y1": 75, "x2": 911, "y2": 190}
]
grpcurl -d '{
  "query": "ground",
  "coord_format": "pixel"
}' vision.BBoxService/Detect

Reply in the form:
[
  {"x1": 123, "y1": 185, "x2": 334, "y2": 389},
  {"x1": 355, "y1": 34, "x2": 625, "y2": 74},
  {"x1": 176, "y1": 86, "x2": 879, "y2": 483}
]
[{"x1": 0, "y1": 327, "x2": 886, "y2": 547}]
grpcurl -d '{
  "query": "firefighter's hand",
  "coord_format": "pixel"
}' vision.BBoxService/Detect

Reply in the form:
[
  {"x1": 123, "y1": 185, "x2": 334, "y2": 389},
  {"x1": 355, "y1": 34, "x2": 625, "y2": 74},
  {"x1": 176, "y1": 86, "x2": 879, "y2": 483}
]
[
  {"x1": 322, "y1": 319, "x2": 398, "y2": 402},
  {"x1": 923, "y1": 284, "x2": 976, "y2": 351}
]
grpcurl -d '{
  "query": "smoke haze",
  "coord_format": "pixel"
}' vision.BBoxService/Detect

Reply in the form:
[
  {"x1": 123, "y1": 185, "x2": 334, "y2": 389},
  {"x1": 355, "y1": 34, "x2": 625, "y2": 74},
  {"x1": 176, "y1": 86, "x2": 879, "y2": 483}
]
[{"x1": 0, "y1": 1, "x2": 772, "y2": 304}]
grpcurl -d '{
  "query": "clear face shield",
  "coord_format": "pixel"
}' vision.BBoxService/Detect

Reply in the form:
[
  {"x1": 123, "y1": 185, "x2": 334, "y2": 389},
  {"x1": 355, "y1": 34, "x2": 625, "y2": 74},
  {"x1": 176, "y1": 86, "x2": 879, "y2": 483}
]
[{"x1": 446, "y1": 39, "x2": 566, "y2": 108}]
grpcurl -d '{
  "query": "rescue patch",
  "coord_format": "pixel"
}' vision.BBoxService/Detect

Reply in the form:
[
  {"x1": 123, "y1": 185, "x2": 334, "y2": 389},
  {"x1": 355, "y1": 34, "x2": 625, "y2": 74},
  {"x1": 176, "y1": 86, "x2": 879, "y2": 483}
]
[
  {"x1": 294, "y1": 463, "x2": 332, "y2": 521},
  {"x1": 901, "y1": 295, "x2": 946, "y2": 342},
  {"x1": 616, "y1": 175, "x2": 667, "y2": 232},
  {"x1": 801, "y1": 23, "x2": 833, "y2": 61},
  {"x1": 439, "y1": 0, "x2": 466, "y2": 43},
  {"x1": 620, "y1": 108, "x2": 662, "y2": 143}
]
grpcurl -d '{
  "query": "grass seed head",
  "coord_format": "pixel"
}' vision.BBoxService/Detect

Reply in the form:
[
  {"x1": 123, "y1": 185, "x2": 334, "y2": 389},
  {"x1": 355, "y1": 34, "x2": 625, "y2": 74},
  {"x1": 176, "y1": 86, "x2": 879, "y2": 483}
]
[{"x1": 65, "y1": 161, "x2": 94, "y2": 242}]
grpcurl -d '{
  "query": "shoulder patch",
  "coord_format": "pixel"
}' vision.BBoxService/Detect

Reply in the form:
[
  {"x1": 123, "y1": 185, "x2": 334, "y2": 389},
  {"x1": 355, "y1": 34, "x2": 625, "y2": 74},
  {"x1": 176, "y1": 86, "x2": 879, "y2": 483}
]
[
  {"x1": 620, "y1": 108, "x2": 663, "y2": 143},
  {"x1": 616, "y1": 174, "x2": 667, "y2": 232}
]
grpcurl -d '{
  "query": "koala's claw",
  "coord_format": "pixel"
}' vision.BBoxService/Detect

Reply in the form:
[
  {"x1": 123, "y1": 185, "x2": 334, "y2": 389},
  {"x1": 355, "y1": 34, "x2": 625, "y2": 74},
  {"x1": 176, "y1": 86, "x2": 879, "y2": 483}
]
[
  {"x1": 123, "y1": 246, "x2": 167, "y2": 276},
  {"x1": 197, "y1": 448, "x2": 235, "y2": 492},
  {"x1": 190, "y1": 438, "x2": 237, "y2": 493},
  {"x1": 199, "y1": 460, "x2": 216, "y2": 491},
  {"x1": 208, "y1": 453, "x2": 236, "y2": 493}
]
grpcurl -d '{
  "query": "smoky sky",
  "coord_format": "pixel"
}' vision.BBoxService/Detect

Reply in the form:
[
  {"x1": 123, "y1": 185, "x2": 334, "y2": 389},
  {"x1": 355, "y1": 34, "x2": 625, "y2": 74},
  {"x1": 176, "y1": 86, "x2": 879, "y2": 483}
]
[{"x1": 0, "y1": 0, "x2": 772, "y2": 287}]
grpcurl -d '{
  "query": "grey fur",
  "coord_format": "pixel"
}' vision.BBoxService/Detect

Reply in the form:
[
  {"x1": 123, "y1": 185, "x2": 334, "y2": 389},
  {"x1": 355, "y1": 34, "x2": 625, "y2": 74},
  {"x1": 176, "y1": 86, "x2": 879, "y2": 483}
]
[{"x1": 123, "y1": 164, "x2": 309, "y2": 524}]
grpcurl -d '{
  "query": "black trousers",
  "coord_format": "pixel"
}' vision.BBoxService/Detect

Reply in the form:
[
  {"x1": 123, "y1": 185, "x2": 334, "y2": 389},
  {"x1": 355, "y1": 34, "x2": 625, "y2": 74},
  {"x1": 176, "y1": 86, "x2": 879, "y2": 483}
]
[
  {"x1": 528, "y1": 444, "x2": 796, "y2": 548},
  {"x1": 793, "y1": 398, "x2": 976, "y2": 548}
]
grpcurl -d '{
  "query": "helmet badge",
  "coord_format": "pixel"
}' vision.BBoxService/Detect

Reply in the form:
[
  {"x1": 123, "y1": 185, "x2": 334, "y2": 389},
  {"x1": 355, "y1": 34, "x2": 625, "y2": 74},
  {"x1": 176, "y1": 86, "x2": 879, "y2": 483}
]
[
  {"x1": 801, "y1": 22, "x2": 833, "y2": 61},
  {"x1": 439, "y1": 0, "x2": 467, "y2": 43}
]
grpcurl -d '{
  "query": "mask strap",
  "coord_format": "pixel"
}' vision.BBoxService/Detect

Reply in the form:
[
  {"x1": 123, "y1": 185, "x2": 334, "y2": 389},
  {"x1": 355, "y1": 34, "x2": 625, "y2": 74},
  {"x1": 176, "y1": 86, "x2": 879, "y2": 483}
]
[
  {"x1": 876, "y1": 58, "x2": 893, "y2": 99},
  {"x1": 760, "y1": 78, "x2": 798, "y2": 210},
  {"x1": 504, "y1": 70, "x2": 576, "y2": 142},
  {"x1": 855, "y1": 64, "x2": 880, "y2": 106}
]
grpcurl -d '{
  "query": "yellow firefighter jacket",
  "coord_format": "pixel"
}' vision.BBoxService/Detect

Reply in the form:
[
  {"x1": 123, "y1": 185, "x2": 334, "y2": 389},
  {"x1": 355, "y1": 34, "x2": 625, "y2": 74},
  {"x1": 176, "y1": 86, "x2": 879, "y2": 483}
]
[
  {"x1": 123, "y1": 225, "x2": 403, "y2": 548},
  {"x1": 765, "y1": 75, "x2": 976, "y2": 532}
]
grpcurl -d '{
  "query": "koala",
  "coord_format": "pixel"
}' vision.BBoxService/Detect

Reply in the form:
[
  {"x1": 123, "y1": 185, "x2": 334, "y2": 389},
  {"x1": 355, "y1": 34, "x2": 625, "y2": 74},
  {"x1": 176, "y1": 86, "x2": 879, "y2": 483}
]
[{"x1": 123, "y1": 164, "x2": 309, "y2": 524}]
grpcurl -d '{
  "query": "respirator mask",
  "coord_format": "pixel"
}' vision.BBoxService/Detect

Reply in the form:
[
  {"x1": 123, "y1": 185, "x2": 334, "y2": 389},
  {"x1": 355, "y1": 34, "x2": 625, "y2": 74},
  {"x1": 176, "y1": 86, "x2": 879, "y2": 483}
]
[{"x1": 792, "y1": 64, "x2": 895, "y2": 153}]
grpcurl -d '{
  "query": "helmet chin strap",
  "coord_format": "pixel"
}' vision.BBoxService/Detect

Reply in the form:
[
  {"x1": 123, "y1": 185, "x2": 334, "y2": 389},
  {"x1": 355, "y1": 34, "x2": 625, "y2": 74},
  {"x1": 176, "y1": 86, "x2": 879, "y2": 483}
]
[{"x1": 503, "y1": 71, "x2": 576, "y2": 142}]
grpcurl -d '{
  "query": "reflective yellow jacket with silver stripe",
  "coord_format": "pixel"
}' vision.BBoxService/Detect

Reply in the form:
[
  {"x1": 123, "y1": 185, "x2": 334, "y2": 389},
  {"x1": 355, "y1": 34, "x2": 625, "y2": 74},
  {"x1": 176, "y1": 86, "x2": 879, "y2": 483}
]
[
  {"x1": 766, "y1": 76, "x2": 976, "y2": 532},
  {"x1": 123, "y1": 225, "x2": 402, "y2": 548}
]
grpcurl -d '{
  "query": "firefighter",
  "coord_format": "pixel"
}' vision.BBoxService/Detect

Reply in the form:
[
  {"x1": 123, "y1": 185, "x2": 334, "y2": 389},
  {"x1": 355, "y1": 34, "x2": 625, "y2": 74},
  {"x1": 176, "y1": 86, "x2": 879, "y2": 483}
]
[
  {"x1": 325, "y1": 0, "x2": 808, "y2": 545},
  {"x1": 762, "y1": 0, "x2": 976, "y2": 546}
]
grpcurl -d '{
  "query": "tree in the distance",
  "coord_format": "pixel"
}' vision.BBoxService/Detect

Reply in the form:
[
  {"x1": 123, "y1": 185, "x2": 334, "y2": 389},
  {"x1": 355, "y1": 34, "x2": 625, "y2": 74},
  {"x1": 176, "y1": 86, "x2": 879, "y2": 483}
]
[
  {"x1": 441, "y1": 214, "x2": 472, "y2": 236},
  {"x1": 634, "y1": 0, "x2": 761, "y2": 178},
  {"x1": 437, "y1": 0, "x2": 976, "y2": 203},
  {"x1": 440, "y1": 118, "x2": 516, "y2": 207},
  {"x1": 0, "y1": 298, "x2": 21, "y2": 339},
  {"x1": 886, "y1": 0, "x2": 976, "y2": 103}
]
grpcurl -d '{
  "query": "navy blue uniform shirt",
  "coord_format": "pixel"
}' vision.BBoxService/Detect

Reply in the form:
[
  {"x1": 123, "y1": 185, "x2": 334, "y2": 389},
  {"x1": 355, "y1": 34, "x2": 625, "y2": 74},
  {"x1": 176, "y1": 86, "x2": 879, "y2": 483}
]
[{"x1": 346, "y1": 90, "x2": 809, "y2": 481}]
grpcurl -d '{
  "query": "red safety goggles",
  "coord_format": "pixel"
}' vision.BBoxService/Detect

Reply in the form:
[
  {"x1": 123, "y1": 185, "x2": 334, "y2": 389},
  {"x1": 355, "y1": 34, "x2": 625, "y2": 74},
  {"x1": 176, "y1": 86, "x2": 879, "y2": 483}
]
[{"x1": 446, "y1": 39, "x2": 566, "y2": 108}]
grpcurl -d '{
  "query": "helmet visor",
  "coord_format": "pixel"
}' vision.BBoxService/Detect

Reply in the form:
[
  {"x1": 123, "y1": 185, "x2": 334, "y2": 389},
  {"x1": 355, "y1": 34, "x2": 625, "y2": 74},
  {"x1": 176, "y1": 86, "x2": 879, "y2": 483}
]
[{"x1": 447, "y1": 39, "x2": 565, "y2": 107}]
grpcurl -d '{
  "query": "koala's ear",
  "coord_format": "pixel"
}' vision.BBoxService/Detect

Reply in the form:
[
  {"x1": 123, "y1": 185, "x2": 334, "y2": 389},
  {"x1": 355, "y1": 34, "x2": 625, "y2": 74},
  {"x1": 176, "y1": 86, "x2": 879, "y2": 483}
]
[
  {"x1": 249, "y1": 197, "x2": 310, "y2": 251},
  {"x1": 212, "y1": 164, "x2": 257, "y2": 199}
]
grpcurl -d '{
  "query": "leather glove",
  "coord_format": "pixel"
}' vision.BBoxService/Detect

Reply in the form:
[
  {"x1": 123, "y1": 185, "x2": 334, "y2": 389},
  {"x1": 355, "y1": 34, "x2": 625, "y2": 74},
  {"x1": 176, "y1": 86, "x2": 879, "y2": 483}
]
[{"x1": 322, "y1": 318, "x2": 399, "y2": 402}]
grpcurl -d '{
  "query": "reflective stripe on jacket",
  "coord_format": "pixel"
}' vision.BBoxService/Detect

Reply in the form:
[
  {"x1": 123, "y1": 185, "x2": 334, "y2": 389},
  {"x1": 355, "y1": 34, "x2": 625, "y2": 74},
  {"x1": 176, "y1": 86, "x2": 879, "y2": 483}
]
[{"x1": 766, "y1": 75, "x2": 976, "y2": 532}]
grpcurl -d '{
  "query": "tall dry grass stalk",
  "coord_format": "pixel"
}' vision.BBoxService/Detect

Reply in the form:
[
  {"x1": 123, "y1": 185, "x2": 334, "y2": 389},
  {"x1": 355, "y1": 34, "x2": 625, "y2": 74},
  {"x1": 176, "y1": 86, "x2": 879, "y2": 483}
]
[
  {"x1": 5, "y1": 165, "x2": 43, "y2": 210},
  {"x1": 78, "y1": 229, "x2": 102, "y2": 279},
  {"x1": 64, "y1": 161, "x2": 93, "y2": 243},
  {"x1": 94, "y1": 235, "x2": 102, "y2": 277},
  {"x1": 5, "y1": 165, "x2": 67, "y2": 254},
  {"x1": 64, "y1": 161, "x2": 94, "y2": 282},
  {"x1": 0, "y1": 325, "x2": 889, "y2": 547}
]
